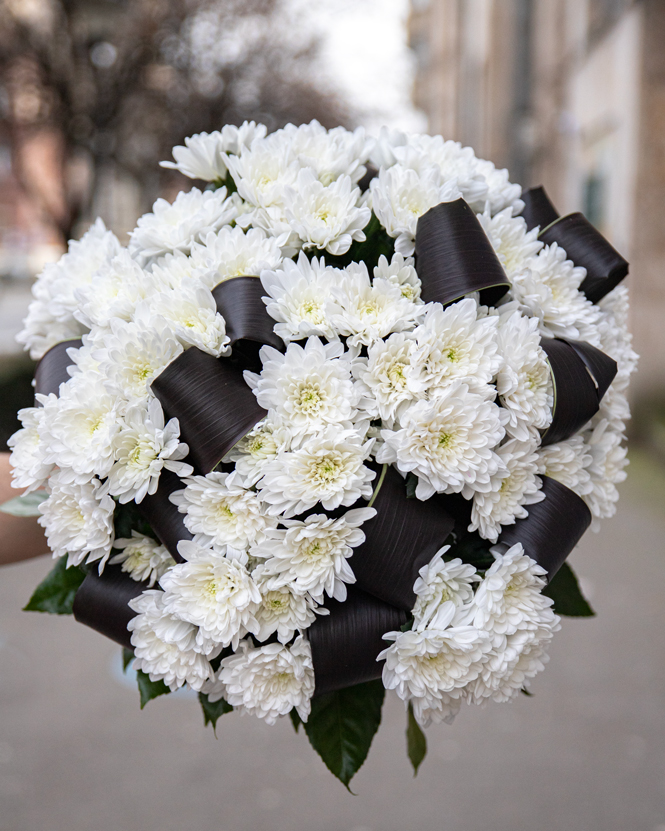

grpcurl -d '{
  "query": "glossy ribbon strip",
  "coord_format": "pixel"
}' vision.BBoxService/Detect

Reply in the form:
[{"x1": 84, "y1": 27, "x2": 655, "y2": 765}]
[
  {"x1": 151, "y1": 347, "x2": 267, "y2": 474},
  {"x1": 520, "y1": 185, "x2": 560, "y2": 233},
  {"x1": 351, "y1": 465, "x2": 454, "y2": 611},
  {"x1": 212, "y1": 276, "x2": 284, "y2": 373},
  {"x1": 34, "y1": 339, "x2": 82, "y2": 399},
  {"x1": 72, "y1": 564, "x2": 147, "y2": 649},
  {"x1": 520, "y1": 185, "x2": 629, "y2": 304},
  {"x1": 498, "y1": 475, "x2": 591, "y2": 580},
  {"x1": 137, "y1": 469, "x2": 191, "y2": 563},
  {"x1": 414, "y1": 198, "x2": 510, "y2": 308},
  {"x1": 309, "y1": 585, "x2": 408, "y2": 697},
  {"x1": 541, "y1": 337, "x2": 617, "y2": 446}
]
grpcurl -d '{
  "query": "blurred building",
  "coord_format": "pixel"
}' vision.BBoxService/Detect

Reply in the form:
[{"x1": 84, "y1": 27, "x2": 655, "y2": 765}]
[{"x1": 409, "y1": 0, "x2": 665, "y2": 400}]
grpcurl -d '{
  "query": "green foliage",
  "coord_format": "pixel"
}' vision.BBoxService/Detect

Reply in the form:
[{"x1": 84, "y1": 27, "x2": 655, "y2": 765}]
[
  {"x1": 23, "y1": 557, "x2": 86, "y2": 615},
  {"x1": 289, "y1": 708, "x2": 302, "y2": 732},
  {"x1": 406, "y1": 702, "x2": 427, "y2": 776},
  {"x1": 303, "y1": 680, "x2": 385, "y2": 789},
  {"x1": 542, "y1": 562, "x2": 595, "y2": 617},
  {"x1": 113, "y1": 500, "x2": 156, "y2": 542},
  {"x1": 122, "y1": 647, "x2": 134, "y2": 672},
  {"x1": 446, "y1": 530, "x2": 494, "y2": 571},
  {"x1": 326, "y1": 213, "x2": 395, "y2": 272},
  {"x1": 0, "y1": 490, "x2": 47, "y2": 516},
  {"x1": 136, "y1": 669, "x2": 171, "y2": 709},
  {"x1": 198, "y1": 692, "x2": 233, "y2": 734},
  {"x1": 405, "y1": 472, "x2": 418, "y2": 499}
]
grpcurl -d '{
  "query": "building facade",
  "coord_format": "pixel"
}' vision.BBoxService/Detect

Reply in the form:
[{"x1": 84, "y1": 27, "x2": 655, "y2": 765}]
[{"x1": 409, "y1": 0, "x2": 664, "y2": 400}]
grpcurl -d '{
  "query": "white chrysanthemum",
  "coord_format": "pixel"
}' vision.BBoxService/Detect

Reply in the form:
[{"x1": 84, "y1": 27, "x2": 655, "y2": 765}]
[
  {"x1": 412, "y1": 551, "x2": 478, "y2": 630},
  {"x1": 369, "y1": 163, "x2": 462, "y2": 255},
  {"x1": 283, "y1": 120, "x2": 372, "y2": 185},
  {"x1": 129, "y1": 187, "x2": 239, "y2": 261},
  {"x1": 224, "y1": 417, "x2": 294, "y2": 488},
  {"x1": 376, "y1": 383, "x2": 505, "y2": 500},
  {"x1": 511, "y1": 243, "x2": 602, "y2": 344},
  {"x1": 330, "y1": 262, "x2": 423, "y2": 348},
  {"x1": 536, "y1": 436, "x2": 592, "y2": 497},
  {"x1": 260, "y1": 253, "x2": 344, "y2": 343},
  {"x1": 257, "y1": 426, "x2": 375, "y2": 517},
  {"x1": 148, "y1": 250, "x2": 206, "y2": 291},
  {"x1": 141, "y1": 282, "x2": 229, "y2": 357},
  {"x1": 18, "y1": 219, "x2": 121, "y2": 359},
  {"x1": 97, "y1": 318, "x2": 183, "y2": 403},
  {"x1": 380, "y1": 602, "x2": 489, "y2": 703},
  {"x1": 469, "y1": 625, "x2": 557, "y2": 704},
  {"x1": 218, "y1": 120, "x2": 267, "y2": 156},
  {"x1": 352, "y1": 332, "x2": 427, "y2": 423},
  {"x1": 414, "y1": 298, "x2": 501, "y2": 390},
  {"x1": 471, "y1": 156, "x2": 523, "y2": 215},
  {"x1": 160, "y1": 540, "x2": 261, "y2": 651},
  {"x1": 128, "y1": 591, "x2": 214, "y2": 690},
  {"x1": 74, "y1": 249, "x2": 150, "y2": 329},
  {"x1": 170, "y1": 471, "x2": 276, "y2": 554},
  {"x1": 471, "y1": 544, "x2": 558, "y2": 644},
  {"x1": 110, "y1": 531, "x2": 175, "y2": 587},
  {"x1": 250, "y1": 508, "x2": 374, "y2": 601},
  {"x1": 252, "y1": 580, "x2": 320, "y2": 644},
  {"x1": 598, "y1": 285, "x2": 638, "y2": 388},
  {"x1": 495, "y1": 310, "x2": 553, "y2": 441},
  {"x1": 226, "y1": 140, "x2": 299, "y2": 209},
  {"x1": 37, "y1": 373, "x2": 120, "y2": 484},
  {"x1": 411, "y1": 691, "x2": 463, "y2": 728},
  {"x1": 8, "y1": 406, "x2": 54, "y2": 492},
  {"x1": 246, "y1": 339, "x2": 358, "y2": 436},
  {"x1": 160, "y1": 131, "x2": 229, "y2": 181},
  {"x1": 583, "y1": 420, "x2": 628, "y2": 523},
  {"x1": 38, "y1": 472, "x2": 115, "y2": 568},
  {"x1": 478, "y1": 208, "x2": 542, "y2": 278},
  {"x1": 282, "y1": 169, "x2": 370, "y2": 256},
  {"x1": 190, "y1": 226, "x2": 282, "y2": 289},
  {"x1": 469, "y1": 439, "x2": 544, "y2": 543},
  {"x1": 373, "y1": 252, "x2": 422, "y2": 302},
  {"x1": 107, "y1": 398, "x2": 192, "y2": 503},
  {"x1": 217, "y1": 636, "x2": 315, "y2": 724}
]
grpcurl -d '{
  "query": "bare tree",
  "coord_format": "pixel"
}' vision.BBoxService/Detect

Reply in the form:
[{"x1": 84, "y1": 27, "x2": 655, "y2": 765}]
[{"x1": 0, "y1": 0, "x2": 351, "y2": 243}]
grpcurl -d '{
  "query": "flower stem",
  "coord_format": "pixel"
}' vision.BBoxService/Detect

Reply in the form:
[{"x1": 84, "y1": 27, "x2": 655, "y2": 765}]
[{"x1": 367, "y1": 464, "x2": 388, "y2": 509}]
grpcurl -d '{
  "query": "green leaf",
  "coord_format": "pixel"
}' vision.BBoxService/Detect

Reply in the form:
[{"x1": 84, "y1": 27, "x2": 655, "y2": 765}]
[
  {"x1": 136, "y1": 669, "x2": 171, "y2": 709},
  {"x1": 23, "y1": 557, "x2": 86, "y2": 615},
  {"x1": 289, "y1": 708, "x2": 302, "y2": 733},
  {"x1": 542, "y1": 562, "x2": 595, "y2": 617},
  {"x1": 405, "y1": 472, "x2": 418, "y2": 499},
  {"x1": 303, "y1": 680, "x2": 385, "y2": 789},
  {"x1": 122, "y1": 647, "x2": 134, "y2": 673},
  {"x1": 406, "y1": 702, "x2": 427, "y2": 776},
  {"x1": 0, "y1": 490, "x2": 47, "y2": 516},
  {"x1": 520, "y1": 687, "x2": 534, "y2": 697},
  {"x1": 198, "y1": 692, "x2": 233, "y2": 734}
]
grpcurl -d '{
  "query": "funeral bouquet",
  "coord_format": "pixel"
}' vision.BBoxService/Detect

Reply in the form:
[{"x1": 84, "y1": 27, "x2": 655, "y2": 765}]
[{"x1": 5, "y1": 121, "x2": 636, "y2": 785}]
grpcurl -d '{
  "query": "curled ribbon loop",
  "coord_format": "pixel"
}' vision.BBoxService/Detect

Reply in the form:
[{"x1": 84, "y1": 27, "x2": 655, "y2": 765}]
[
  {"x1": 498, "y1": 475, "x2": 591, "y2": 580},
  {"x1": 520, "y1": 185, "x2": 560, "y2": 233},
  {"x1": 72, "y1": 564, "x2": 147, "y2": 649},
  {"x1": 137, "y1": 469, "x2": 191, "y2": 563},
  {"x1": 541, "y1": 338, "x2": 617, "y2": 447},
  {"x1": 351, "y1": 465, "x2": 454, "y2": 611},
  {"x1": 309, "y1": 586, "x2": 407, "y2": 697},
  {"x1": 212, "y1": 276, "x2": 284, "y2": 373},
  {"x1": 414, "y1": 198, "x2": 510, "y2": 308},
  {"x1": 151, "y1": 347, "x2": 266, "y2": 474},
  {"x1": 34, "y1": 339, "x2": 82, "y2": 400}
]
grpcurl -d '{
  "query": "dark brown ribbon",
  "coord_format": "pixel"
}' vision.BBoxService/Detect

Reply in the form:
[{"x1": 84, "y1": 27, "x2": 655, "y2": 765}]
[
  {"x1": 137, "y1": 469, "x2": 191, "y2": 563},
  {"x1": 72, "y1": 564, "x2": 147, "y2": 649},
  {"x1": 34, "y1": 339, "x2": 82, "y2": 400},
  {"x1": 151, "y1": 347, "x2": 266, "y2": 474},
  {"x1": 212, "y1": 276, "x2": 284, "y2": 373},
  {"x1": 498, "y1": 475, "x2": 591, "y2": 580},
  {"x1": 351, "y1": 466, "x2": 454, "y2": 611},
  {"x1": 541, "y1": 337, "x2": 617, "y2": 446},
  {"x1": 309, "y1": 585, "x2": 407, "y2": 697},
  {"x1": 520, "y1": 185, "x2": 560, "y2": 233},
  {"x1": 414, "y1": 198, "x2": 510, "y2": 308}
]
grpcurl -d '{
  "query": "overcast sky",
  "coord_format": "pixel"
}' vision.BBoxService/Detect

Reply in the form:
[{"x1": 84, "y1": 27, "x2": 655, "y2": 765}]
[{"x1": 291, "y1": 0, "x2": 427, "y2": 133}]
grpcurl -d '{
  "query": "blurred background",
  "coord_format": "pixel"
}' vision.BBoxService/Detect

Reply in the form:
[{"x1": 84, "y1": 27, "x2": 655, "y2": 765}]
[{"x1": 1, "y1": 1, "x2": 665, "y2": 829}]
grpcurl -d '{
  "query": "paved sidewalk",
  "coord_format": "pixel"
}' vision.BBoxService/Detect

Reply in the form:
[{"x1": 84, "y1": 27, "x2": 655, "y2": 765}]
[{"x1": 1, "y1": 452, "x2": 664, "y2": 831}]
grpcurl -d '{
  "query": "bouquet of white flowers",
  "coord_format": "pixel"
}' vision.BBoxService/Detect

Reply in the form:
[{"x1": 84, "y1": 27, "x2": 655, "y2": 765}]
[{"x1": 6, "y1": 120, "x2": 636, "y2": 785}]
